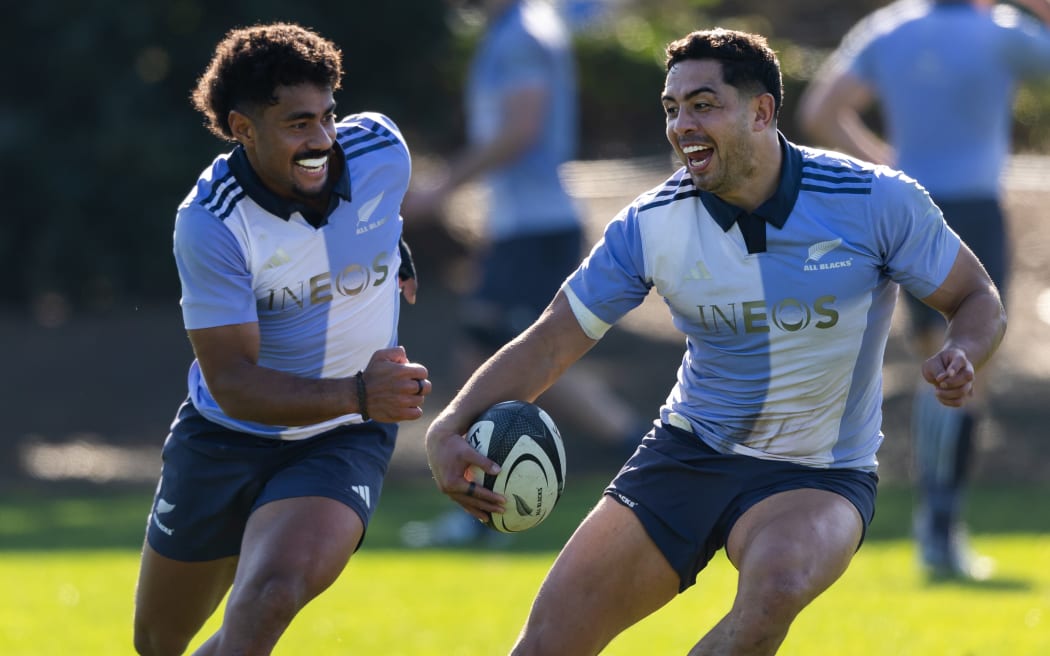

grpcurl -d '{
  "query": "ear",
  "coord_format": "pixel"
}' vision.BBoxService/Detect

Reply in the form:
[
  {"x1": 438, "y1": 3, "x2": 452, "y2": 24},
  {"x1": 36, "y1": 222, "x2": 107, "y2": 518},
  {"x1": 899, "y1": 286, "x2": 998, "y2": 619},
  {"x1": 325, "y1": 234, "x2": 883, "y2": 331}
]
[
  {"x1": 751, "y1": 93, "x2": 776, "y2": 132},
  {"x1": 228, "y1": 110, "x2": 254, "y2": 145}
]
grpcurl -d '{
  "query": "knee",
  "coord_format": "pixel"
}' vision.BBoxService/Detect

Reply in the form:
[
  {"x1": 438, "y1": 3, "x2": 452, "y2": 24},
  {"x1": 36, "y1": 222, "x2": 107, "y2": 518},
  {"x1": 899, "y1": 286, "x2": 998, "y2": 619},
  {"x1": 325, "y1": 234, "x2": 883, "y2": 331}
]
[
  {"x1": 736, "y1": 569, "x2": 816, "y2": 629},
  {"x1": 227, "y1": 573, "x2": 309, "y2": 626}
]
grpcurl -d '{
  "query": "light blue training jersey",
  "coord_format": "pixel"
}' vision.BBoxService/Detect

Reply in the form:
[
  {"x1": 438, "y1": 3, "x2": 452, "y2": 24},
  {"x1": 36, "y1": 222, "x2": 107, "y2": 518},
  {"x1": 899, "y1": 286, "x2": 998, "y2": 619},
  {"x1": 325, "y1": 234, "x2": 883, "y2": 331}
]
[
  {"x1": 563, "y1": 137, "x2": 961, "y2": 471},
  {"x1": 468, "y1": 0, "x2": 579, "y2": 239},
  {"x1": 831, "y1": 0, "x2": 1050, "y2": 199},
  {"x1": 173, "y1": 112, "x2": 411, "y2": 440}
]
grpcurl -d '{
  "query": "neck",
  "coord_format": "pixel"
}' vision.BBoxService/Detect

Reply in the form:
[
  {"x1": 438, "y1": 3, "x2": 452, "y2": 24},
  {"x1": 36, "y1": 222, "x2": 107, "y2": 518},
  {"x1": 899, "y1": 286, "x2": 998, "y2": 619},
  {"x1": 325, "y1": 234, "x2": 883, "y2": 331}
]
[{"x1": 723, "y1": 133, "x2": 782, "y2": 212}]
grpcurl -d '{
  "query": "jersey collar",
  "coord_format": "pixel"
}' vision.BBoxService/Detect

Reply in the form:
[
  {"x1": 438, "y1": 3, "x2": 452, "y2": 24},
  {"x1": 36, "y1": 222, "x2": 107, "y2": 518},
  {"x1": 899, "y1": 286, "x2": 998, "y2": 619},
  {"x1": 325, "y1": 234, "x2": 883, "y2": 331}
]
[
  {"x1": 228, "y1": 144, "x2": 352, "y2": 226},
  {"x1": 699, "y1": 132, "x2": 803, "y2": 233}
]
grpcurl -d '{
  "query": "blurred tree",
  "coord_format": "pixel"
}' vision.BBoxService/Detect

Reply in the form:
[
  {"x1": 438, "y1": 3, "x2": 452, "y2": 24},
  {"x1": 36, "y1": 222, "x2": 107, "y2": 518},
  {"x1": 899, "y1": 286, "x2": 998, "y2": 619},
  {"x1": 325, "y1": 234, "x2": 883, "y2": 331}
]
[
  {"x1": 3, "y1": 0, "x2": 1048, "y2": 311},
  {"x1": 2, "y1": 1, "x2": 451, "y2": 310}
]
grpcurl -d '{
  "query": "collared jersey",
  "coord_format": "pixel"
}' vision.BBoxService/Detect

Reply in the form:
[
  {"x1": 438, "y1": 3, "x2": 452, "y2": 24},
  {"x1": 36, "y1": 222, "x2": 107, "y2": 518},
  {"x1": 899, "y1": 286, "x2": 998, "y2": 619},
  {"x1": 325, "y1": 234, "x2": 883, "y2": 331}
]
[
  {"x1": 563, "y1": 137, "x2": 961, "y2": 471},
  {"x1": 174, "y1": 112, "x2": 411, "y2": 440},
  {"x1": 468, "y1": 0, "x2": 579, "y2": 239},
  {"x1": 830, "y1": 0, "x2": 1050, "y2": 199}
]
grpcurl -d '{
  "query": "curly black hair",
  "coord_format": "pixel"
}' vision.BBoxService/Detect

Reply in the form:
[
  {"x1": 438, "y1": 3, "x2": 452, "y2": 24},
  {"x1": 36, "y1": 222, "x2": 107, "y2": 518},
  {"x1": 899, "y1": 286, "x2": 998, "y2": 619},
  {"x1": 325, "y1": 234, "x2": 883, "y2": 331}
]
[
  {"x1": 665, "y1": 28, "x2": 783, "y2": 119},
  {"x1": 191, "y1": 22, "x2": 343, "y2": 141}
]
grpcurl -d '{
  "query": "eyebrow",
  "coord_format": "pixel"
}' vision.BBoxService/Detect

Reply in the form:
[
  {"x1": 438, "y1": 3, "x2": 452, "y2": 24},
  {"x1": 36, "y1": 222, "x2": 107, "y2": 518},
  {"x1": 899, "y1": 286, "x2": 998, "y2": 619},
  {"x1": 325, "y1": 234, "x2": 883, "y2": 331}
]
[
  {"x1": 661, "y1": 85, "x2": 717, "y2": 103},
  {"x1": 282, "y1": 103, "x2": 337, "y2": 122}
]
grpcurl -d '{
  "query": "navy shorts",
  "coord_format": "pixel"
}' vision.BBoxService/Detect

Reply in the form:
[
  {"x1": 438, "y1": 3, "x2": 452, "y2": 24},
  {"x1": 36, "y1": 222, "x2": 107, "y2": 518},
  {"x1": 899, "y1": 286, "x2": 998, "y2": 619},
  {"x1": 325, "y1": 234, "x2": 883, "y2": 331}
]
[
  {"x1": 464, "y1": 226, "x2": 582, "y2": 350},
  {"x1": 146, "y1": 399, "x2": 397, "y2": 562},
  {"x1": 606, "y1": 423, "x2": 878, "y2": 592},
  {"x1": 906, "y1": 196, "x2": 1008, "y2": 332}
]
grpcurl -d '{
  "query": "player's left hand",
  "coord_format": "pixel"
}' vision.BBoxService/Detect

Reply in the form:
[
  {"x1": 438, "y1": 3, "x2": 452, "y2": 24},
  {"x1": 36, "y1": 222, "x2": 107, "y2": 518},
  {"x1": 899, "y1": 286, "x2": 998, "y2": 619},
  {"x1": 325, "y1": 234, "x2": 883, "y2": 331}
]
[
  {"x1": 922, "y1": 347, "x2": 976, "y2": 407},
  {"x1": 399, "y1": 276, "x2": 418, "y2": 304},
  {"x1": 397, "y1": 237, "x2": 418, "y2": 304}
]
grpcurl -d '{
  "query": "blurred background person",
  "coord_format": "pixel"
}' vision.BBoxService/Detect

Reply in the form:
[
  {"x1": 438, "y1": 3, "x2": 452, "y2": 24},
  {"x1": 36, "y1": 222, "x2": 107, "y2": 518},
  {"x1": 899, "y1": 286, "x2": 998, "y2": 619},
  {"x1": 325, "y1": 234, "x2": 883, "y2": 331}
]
[
  {"x1": 798, "y1": 0, "x2": 1050, "y2": 580},
  {"x1": 400, "y1": 0, "x2": 647, "y2": 548}
]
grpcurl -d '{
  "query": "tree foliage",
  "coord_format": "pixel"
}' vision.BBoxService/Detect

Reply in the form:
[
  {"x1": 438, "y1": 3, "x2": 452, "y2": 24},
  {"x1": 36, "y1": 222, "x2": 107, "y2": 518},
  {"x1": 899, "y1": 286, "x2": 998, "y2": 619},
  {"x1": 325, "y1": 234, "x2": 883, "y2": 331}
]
[{"x1": 5, "y1": 1, "x2": 1048, "y2": 309}]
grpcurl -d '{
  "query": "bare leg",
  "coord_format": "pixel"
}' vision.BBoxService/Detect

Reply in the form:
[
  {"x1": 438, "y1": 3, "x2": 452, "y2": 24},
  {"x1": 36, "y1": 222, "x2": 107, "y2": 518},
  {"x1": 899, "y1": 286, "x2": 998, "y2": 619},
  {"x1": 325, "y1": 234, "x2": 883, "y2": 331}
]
[
  {"x1": 133, "y1": 544, "x2": 237, "y2": 655},
  {"x1": 192, "y1": 496, "x2": 363, "y2": 655},
  {"x1": 511, "y1": 497, "x2": 680, "y2": 655},
  {"x1": 689, "y1": 488, "x2": 864, "y2": 655}
]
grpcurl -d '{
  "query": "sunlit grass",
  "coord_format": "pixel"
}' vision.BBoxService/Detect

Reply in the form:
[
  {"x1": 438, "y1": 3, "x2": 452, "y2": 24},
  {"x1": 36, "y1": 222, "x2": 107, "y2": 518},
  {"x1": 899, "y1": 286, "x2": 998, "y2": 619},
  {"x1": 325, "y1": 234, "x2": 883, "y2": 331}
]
[
  {"x1": 1, "y1": 537, "x2": 1047, "y2": 655},
  {"x1": 1, "y1": 480, "x2": 1047, "y2": 655}
]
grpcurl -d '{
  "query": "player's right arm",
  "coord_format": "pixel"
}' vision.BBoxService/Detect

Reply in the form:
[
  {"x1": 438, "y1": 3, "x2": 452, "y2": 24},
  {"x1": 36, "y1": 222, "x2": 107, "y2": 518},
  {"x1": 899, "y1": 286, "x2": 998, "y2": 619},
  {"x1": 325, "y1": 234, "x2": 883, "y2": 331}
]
[
  {"x1": 175, "y1": 203, "x2": 427, "y2": 427},
  {"x1": 425, "y1": 291, "x2": 597, "y2": 519},
  {"x1": 188, "y1": 325, "x2": 425, "y2": 425}
]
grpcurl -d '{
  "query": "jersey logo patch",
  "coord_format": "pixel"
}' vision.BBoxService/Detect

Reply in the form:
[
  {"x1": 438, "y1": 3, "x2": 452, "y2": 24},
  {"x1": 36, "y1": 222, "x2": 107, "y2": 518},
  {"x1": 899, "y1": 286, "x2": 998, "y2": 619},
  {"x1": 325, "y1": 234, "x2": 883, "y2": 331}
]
[
  {"x1": 357, "y1": 193, "x2": 384, "y2": 224},
  {"x1": 806, "y1": 238, "x2": 843, "y2": 262},
  {"x1": 351, "y1": 485, "x2": 372, "y2": 509},
  {"x1": 685, "y1": 260, "x2": 712, "y2": 281},
  {"x1": 262, "y1": 247, "x2": 291, "y2": 270},
  {"x1": 356, "y1": 193, "x2": 389, "y2": 235}
]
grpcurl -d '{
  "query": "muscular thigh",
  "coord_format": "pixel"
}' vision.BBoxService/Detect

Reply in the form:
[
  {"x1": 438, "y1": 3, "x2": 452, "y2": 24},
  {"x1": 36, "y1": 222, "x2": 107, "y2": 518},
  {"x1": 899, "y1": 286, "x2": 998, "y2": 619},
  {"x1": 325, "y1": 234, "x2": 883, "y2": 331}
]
[
  {"x1": 725, "y1": 488, "x2": 866, "y2": 605},
  {"x1": 520, "y1": 497, "x2": 679, "y2": 654},
  {"x1": 606, "y1": 423, "x2": 878, "y2": 591}
]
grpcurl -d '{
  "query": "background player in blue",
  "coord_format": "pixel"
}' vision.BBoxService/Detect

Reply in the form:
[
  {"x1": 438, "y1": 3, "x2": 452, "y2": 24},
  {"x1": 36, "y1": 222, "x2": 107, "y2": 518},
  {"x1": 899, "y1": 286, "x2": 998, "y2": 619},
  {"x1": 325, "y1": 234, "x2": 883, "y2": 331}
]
[
  {"x1": 424, "y1": 28, "x2": 1006, "y2": 654},
  {"x1": 400, "y1": 0, "x2": 645, "y2": 547},
  {"x1": 797, "y1": 0, "x2": 1050, "y2": 580},
  {"x1": 132, "y1": 24, "x2": 431, "y2": 655}
]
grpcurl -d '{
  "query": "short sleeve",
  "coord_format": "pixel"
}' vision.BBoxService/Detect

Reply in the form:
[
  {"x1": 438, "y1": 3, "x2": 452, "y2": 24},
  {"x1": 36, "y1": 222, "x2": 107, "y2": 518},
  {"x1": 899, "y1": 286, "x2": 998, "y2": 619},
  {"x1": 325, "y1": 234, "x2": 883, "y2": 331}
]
[
  {"x1": 872, "y1": 170, "x2": 961, "y2": 299},
  {"x1": 174, "y1": 205, "x2": 257, "y2": 330},
  {"x1": 563, "y1": 206, "x2": 652, "y2": 338}
]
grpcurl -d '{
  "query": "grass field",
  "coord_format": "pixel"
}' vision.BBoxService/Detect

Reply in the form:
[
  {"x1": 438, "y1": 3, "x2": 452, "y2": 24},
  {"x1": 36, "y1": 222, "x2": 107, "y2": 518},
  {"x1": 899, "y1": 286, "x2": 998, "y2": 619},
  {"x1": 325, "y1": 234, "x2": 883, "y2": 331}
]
[{"x1": 2, "y1": 477, "x2": 1048, "y2": 655}]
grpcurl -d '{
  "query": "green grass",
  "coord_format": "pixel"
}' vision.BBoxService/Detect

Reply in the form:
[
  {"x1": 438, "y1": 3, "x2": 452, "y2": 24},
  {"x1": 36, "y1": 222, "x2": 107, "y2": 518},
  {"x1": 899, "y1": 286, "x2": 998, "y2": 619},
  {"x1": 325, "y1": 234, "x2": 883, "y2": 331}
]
[{"x1": 1, "y1": 478, "x2": 1049, "y2": 655}]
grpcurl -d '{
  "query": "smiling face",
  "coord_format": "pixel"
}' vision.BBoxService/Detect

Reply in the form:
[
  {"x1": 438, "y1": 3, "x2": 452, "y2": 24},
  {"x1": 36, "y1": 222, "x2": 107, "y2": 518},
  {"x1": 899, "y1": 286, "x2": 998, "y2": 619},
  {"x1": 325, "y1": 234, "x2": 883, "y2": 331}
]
[
  {"x1": 229, "y1": 82, "x2": 338, "y2": 205},
  {"x1": 662, "y1": 58, "x2": 777, "y2": 209}
]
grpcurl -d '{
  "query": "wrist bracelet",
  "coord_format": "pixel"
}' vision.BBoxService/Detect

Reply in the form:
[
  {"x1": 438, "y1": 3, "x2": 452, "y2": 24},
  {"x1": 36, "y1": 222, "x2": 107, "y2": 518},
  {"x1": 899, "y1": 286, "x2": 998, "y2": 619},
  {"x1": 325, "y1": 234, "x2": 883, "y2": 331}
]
[{"x1": 355, "y1": 371, "x2": 370, "y2": 421}]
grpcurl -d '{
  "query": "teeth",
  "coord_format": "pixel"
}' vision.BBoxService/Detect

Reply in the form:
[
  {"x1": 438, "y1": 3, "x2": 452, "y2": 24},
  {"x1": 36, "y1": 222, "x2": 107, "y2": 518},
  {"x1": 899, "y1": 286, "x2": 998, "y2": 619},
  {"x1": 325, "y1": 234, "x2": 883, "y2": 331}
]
[
  {"x1": 682, "y1": 145, "x2": 709, "y2": 155},
  {"x1": 297, "y1": 156, "x2": 327, "y2": 169}
]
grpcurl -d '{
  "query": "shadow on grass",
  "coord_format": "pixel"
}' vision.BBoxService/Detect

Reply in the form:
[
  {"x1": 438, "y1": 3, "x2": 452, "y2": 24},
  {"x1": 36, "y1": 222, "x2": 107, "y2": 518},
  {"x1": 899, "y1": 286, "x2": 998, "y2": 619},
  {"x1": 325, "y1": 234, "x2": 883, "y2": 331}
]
[{"x1": 2, "y1": 477, "x2": 1047, "y2": 556}]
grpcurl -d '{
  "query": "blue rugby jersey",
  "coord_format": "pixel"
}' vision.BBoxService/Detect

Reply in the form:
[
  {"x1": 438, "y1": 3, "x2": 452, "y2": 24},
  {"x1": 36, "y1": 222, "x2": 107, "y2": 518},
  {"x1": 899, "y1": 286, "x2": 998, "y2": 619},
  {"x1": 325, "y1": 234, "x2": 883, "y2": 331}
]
[
  {"x1": 173, "y1": 112, "x2": 411, "y2": 439},
  {"x1": 563, "y1": 136, "x2": 961, "y2": 471},
  {"x1": 829, "y1": 0, "x2": 1050, "y2": 199}
]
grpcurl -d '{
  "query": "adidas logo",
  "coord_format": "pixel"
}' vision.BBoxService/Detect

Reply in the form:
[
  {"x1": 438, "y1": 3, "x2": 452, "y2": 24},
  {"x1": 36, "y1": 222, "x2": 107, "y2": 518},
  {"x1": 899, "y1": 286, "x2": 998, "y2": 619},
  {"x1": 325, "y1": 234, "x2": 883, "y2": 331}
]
[
  {"x1": 351, "y1": 485, "x2": 371, "y2": 509},
  {"x1": 262, "y1": 247, "x2": 291, "y2": 270},
  {"x1": 686, "y1": 260, "x2": 712, "y2": 281}
]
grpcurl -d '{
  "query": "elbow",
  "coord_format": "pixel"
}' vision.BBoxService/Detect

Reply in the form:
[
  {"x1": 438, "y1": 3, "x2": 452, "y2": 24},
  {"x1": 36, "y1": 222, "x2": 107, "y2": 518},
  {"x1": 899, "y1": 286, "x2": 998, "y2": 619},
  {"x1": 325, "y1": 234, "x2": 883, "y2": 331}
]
[
  {"x1": 201, "y1": 369, "x2": 257, "y2": 421},
  {"x1": 209, "y1": 387, "x2": 254, "y2": 421}
]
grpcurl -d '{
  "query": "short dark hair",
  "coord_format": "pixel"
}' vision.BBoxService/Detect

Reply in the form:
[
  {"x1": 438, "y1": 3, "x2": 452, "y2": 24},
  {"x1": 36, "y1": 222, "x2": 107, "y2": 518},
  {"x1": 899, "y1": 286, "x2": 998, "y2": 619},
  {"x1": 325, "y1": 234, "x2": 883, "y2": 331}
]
[
  {"x1": 665, "y1": 28, "x2": 783, "y2": 118},
  {"x1": 191, "y1": 23, "x2": 343, "y2": 141}
]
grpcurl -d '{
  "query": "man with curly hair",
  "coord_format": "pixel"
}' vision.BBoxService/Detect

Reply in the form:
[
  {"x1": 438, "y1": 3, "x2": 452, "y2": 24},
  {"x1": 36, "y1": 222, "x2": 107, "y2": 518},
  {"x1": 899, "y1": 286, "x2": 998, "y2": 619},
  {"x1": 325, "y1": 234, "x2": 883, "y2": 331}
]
[{"x1": 132, "y1": 23, "x2": 429, "y2": 655}]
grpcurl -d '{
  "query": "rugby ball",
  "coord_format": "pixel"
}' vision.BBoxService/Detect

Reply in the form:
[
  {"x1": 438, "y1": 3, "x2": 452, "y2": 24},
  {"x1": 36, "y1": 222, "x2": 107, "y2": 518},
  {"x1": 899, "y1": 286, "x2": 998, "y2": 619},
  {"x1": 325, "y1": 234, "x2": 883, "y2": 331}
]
[{"x1": 466, "y1": 400, "x2": 566, "y2": 533}]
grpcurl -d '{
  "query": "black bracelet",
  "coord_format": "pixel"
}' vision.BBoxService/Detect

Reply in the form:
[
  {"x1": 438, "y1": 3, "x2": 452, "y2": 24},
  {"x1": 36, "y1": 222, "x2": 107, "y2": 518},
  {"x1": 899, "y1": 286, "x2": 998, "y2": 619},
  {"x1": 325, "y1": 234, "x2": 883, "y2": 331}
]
[{"x1": 355, "y1": 371, "x2": 370, "y2": 421}]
